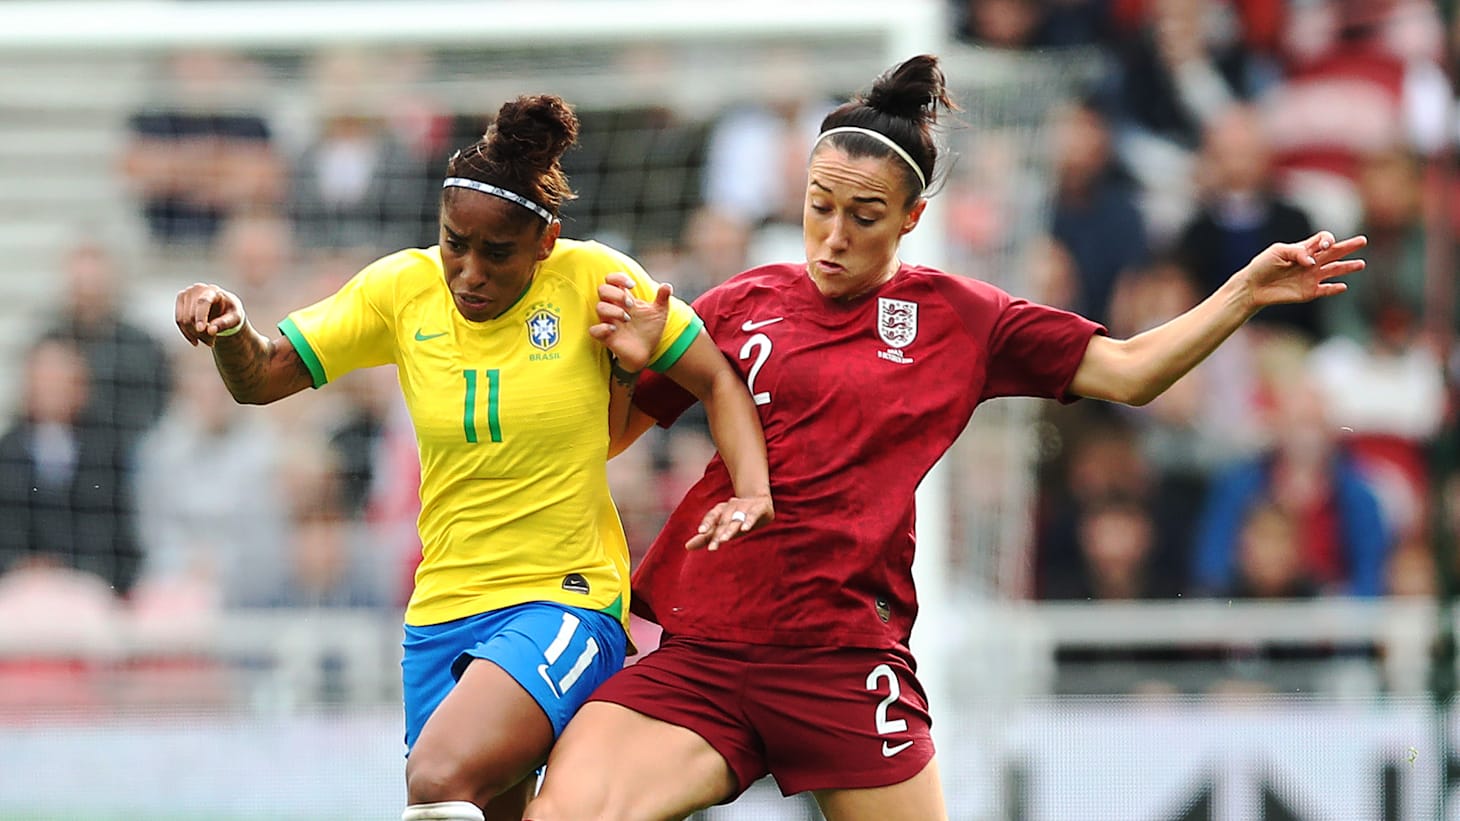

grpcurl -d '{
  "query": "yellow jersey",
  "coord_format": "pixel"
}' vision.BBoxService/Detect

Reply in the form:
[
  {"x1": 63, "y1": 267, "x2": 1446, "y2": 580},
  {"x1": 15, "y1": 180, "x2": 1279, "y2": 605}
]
[{"x1": 279, "y1": 240, "x2": 702, "y2": 627}]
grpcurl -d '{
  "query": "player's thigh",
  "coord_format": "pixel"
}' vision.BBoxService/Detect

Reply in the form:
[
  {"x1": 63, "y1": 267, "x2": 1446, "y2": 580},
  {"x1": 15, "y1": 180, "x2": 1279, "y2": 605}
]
[
  {"x1": 530, "y1": 701, "x2": 736, "y2": 821},
  {"x1": 408, "y1": 603, "x2": 626, "y2": 802},
  {"x1": 812, "y1": 757, "x2": 947, "y2": 821},
  {"x1": 409, "y1": 657, "x2": 555, "y2": 802},
  {"x1": 753, "y1": 645, "x2": 933, "y2": 796}
]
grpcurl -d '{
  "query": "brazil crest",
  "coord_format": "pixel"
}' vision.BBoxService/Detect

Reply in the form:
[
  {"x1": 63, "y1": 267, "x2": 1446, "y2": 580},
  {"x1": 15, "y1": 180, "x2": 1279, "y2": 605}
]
[
  {"x1": 527, "y1": 301, "x2": 562, "y2": 361},
  {"x1": 528, "y1": 305, "x2": 561, "y2": 350}
]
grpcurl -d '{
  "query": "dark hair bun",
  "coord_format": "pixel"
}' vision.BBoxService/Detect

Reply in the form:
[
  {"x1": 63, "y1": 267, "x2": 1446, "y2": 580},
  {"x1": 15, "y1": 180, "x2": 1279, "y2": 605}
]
[
  {"x1": 863, "y1": 54, "x2": 952, "y2": 124},
  {"x1": 485, "y1": 94, "x2": 580, "y2": 172}
]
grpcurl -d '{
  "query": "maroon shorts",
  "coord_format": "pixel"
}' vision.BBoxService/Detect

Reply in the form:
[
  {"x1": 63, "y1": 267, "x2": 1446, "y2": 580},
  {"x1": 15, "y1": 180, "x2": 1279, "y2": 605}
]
[{"x1": 588, "y1": 635, "x2": 934, "y2": 797}]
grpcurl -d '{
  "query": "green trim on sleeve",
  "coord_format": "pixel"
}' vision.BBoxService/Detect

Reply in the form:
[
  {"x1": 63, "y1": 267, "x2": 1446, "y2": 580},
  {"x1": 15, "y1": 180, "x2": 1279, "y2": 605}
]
[
  {"x1": 647, "y1": 313, "x2": 704, "y2": 373},
  {"x1": 278, "y1": 316, "x2": 328, "y2": 388}
]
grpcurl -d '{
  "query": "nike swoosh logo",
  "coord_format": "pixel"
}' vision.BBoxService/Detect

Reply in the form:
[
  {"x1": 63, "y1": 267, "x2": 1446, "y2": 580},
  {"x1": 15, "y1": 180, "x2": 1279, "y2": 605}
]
[
  {"x1": 536, "y1": 664, "x2": 561, "y2": 698},
  {"x1": 741, "y1": 317, "x2": 784, "y2": 332},
  {"x1": 414, "y1": 329, "x2": 448, "y2": 341},
  {"x1": 882, "y1": 740, "x2": 913, "y2": 758}
]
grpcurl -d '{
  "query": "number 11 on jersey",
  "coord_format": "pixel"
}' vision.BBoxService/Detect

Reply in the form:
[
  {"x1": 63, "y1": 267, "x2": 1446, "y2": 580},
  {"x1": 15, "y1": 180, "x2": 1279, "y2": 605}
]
[{"x1": 463, "y1": 369, "x2": 503, "y2": 443}]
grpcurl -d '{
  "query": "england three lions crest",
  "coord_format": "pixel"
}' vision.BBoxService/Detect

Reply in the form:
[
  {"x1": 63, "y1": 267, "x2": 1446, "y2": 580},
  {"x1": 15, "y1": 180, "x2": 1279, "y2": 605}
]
[{"x1": 877, "y1": 297, "x2": 918, "y2": 349}]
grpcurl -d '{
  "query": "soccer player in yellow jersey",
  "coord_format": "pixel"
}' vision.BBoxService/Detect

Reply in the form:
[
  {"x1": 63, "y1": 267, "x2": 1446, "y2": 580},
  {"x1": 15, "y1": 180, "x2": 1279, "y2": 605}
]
[{"x1": 173, "y1": 95, "x2": 773, "y2": 821}]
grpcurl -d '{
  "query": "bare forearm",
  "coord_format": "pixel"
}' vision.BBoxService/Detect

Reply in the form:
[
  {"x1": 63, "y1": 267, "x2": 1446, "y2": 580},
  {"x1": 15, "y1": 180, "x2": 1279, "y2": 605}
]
[
  {"x1": 211, "y1": 324, "x2": 312, "y2": 405},
  {"x1": 701, "y1": 368, "x2": 771, "y2": 498},
  {"x1": 1074, "y1": 272, "x2": 1255, "y2": 405},
  {"x1": 663, "y1": 333, "x2": 771, "y2": 497},
  {"x1": 605, "y1": 358, "x2": 641, "y2": 454}
]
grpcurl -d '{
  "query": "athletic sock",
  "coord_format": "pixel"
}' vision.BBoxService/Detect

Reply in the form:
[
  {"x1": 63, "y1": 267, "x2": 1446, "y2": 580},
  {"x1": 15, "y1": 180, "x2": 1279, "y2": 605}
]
[{"x1": 401, "y1": 800, "x2": 486, "y2": 820}]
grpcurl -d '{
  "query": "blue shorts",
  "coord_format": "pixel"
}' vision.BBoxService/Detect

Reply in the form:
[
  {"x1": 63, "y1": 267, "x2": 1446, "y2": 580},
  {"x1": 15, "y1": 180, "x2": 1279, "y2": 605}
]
[{"x1": 401, "y1": 601, "x2": 627, "y2": 753}]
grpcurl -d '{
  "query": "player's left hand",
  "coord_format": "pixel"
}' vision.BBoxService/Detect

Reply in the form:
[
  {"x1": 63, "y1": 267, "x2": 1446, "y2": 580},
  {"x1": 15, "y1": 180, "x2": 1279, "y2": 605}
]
[
  {"x1": 686, "y1": 493, "x2": 774, "y2": 552},
  {"x1": 1240, "y1": 231, "x2": 1366, "y2": 309},
  {"x1": 590, "y1": 271, "x2": 671, "y2": 373}
]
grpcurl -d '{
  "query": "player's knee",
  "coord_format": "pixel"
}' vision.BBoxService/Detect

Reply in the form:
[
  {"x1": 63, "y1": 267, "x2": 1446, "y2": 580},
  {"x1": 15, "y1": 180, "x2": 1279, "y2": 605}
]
[{"x1": 405, "y1": 751, "x2": 499, "y2": 806}]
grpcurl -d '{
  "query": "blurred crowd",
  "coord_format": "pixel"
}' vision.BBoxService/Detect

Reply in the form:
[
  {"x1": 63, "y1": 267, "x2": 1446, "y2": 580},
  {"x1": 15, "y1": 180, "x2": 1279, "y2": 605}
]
[{"x1": 1, "y1": 0, "x2": 1459, "y2": 670}]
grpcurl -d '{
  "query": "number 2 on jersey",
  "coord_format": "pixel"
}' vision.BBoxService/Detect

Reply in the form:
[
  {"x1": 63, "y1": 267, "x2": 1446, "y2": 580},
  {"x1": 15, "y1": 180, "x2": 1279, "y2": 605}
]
[
  {"x1": 739, "y1": 333, "x2": 773, "y2": 406},
  {"x1": 462, "y1": 369, "x2": 503, "y2": 443}
]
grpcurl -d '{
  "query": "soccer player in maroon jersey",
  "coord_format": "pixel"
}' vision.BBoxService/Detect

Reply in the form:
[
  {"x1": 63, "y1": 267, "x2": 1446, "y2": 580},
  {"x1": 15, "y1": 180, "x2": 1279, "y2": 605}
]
[{"x1": 524, "y1": 54, "x2": 1367, "y2": 821}]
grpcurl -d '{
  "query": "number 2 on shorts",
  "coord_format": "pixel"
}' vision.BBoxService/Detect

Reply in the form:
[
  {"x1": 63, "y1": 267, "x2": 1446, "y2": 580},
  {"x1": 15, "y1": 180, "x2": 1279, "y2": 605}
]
[{"x1": 866, "y1": 663, "x2": 912, "y2": 757}]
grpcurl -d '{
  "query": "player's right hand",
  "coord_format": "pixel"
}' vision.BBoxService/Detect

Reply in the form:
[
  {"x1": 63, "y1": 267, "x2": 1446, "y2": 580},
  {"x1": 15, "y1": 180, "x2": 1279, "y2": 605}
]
[
  {"x1": 590, "y1": 272, "x2": 671, "y2": 373},
  {"x1": 686, "y1": 492, "x2": 774, "y2": 552},
  {"x1": 175, "y1": 283, "x2": 246, "y2": 347}
]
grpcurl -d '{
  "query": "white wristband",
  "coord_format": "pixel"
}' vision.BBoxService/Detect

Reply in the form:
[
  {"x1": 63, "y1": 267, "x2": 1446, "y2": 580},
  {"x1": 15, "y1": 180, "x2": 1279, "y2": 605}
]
[{"x1": 214, "y1": 305, "x2": 247, "y2": 337}]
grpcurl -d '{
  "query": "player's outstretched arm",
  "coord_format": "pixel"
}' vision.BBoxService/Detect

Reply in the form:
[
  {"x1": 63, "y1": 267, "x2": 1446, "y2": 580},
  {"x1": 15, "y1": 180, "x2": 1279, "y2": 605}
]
[
  {"x1": 1070, "y1": 231, "x2": 1366, "y2": 406},
  {"x1": 173, "y1": 282, "x2": 314, "y2": 405}
]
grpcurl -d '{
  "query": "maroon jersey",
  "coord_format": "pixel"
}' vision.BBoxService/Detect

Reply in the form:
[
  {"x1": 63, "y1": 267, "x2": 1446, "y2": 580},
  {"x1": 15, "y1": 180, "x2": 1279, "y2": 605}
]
[{"x1": 633, "y1": 262, "x2": 1103, "y2": 650}]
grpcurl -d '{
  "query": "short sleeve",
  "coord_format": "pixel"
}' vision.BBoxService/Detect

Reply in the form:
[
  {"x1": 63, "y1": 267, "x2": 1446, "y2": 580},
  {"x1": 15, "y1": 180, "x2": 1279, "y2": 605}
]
[
  {"x1": 634, "y1": 370, "x2": 699, "y2": 428},
  {"x1": 278, "y1": 256, "x2": 399, "y2": 388},
  {"x1": 981, "y1": 297, "x2": 1104, "y2": 403}
]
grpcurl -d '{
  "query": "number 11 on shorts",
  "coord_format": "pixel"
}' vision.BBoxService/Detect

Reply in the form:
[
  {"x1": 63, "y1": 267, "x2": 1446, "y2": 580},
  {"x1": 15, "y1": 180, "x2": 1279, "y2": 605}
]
[
  {"x1": 537, "y1": 612, "x2": 600, "y2": 698},
  {"x1": 866, "y1": 663, "x2": 912, "y2": 757}
]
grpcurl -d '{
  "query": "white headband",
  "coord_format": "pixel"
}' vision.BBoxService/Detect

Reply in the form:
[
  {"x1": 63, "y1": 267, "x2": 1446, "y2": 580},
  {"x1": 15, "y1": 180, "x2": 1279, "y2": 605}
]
[
  {"x1": 442, "y1": 177, "x2": 555, "y2": 223},
  {"x1": 812, "y1": 126, "x2": 927, "y2": 192}
]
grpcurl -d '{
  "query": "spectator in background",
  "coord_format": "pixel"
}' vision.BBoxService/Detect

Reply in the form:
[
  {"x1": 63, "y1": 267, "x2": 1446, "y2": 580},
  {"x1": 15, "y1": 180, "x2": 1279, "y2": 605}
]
[
  {"x1": 1192, "y1": 371, "x2": 1391, "y2": 598},
  {"x1": 1174, "y1": 103, "x2": 1318, "y2": 339},
  {"x1": 698, "y1": 51, "x2": 835, "y2": 265},
  {"x1": 133, "y1": 350, "x2": 289, "y2": 609},
  {"x1": 669, "y1": 206, "x2": 754, "y2": 303},
  {"x1": 1049, "y1": 97, "x2": 1148, "y2": 326},
  {"x1": 325, "y1": 366, "x2": 400, "y2": 521},
  {"x1": 1229, "y1": 502, "x2": 1319, "y2": 599},
  {"x1": 1322, "y1": 147, "x2": 1443, "y2": 344},
  {"x1": 1310, "y1": 290, "x2": 1446, "y2": 547},
  {"x1": 0, "y1": 337, "x2": 141, "y2": 596},
  {"x1": 288, "y1": 110, "x2": 435, "y2": 255},
  {"x1": 1036, "y1": 412, "x2": 1153, "y2": 598},
  {"x1": 365, "y1": 402, "x2": 424, "y2": 609},
  {"x1": 1043, "y1": 495, "x2": 1174, "y2": 600},
  {"x1": 213, "y1": 210, "x2": 304, "y2": 340},
  {"x1": 260, "y1": 437, "x2": 391, "y2": 609},
  {"x1": 1110, "y1": 0, "x2": 1280, "y2": 151},
  {"x1": 952, "y1": 0, "x2": 1105, "y2": 49},
  {"x1": 1261, "y1": 0, "x2": 1451, "y2": 236},
  {"x1": 1310, "y1": 147, "x2": 1449, "y2": 549},
  {"x1": 1105, "y1": 0, "x2": 1284, "y2": 243},
  {"x1": 1023, "y1": 234, "x2": 1080, "y2": 311},
  {"x1": 120, "y1": 50, "x2": 286, "y2": 246},
  {"x1": 1105, "y1": 256, "x2": 1264, "y2": 561},
  {"x1": 43, "y1": 241, "x2": 172, "y2": 457}
]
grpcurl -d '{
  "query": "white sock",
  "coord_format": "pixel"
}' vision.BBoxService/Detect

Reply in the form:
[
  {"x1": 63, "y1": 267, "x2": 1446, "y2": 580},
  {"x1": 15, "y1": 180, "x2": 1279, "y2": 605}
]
[{"x1": 401, "y1": 801, "x2": 485, "y2": 821}]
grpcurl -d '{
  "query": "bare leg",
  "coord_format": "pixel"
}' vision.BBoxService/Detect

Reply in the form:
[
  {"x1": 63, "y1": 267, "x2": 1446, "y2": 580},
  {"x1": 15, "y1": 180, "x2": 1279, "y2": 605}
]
[
  {"x1": 812, "y1": 757, "x2": 947, "y2": 821},
  {"x1": 525, "y1": 701, "x2": 736, "y2": 821},
  {"x1": 483, "y1": 777, "x2": 534, "y2": 821},
  {"x1": 407, "y1": 659, "x2": 555, "y2": 810}
]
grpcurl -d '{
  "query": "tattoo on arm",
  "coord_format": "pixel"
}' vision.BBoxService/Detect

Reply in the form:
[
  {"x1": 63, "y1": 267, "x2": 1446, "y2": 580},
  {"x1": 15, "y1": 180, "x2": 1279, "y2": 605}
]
[
  {"x1": 610, "y1": 358, "x2": 640, "y2": 394},
  {"x1": 212, "y1": 331, "x2": 312, "y2": 404}
]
